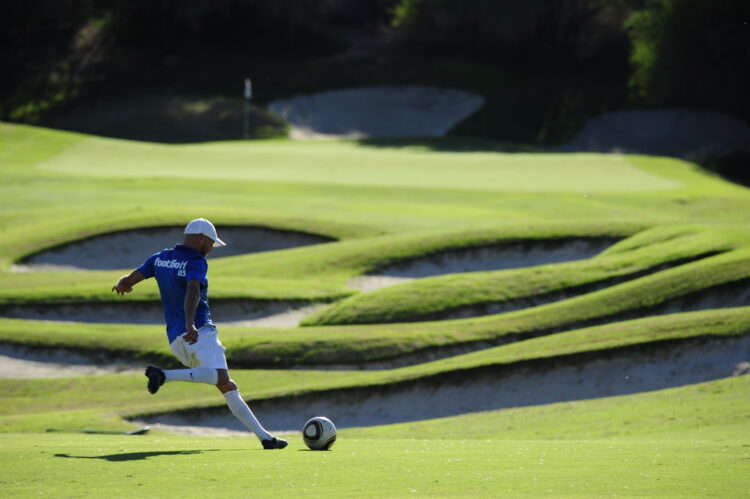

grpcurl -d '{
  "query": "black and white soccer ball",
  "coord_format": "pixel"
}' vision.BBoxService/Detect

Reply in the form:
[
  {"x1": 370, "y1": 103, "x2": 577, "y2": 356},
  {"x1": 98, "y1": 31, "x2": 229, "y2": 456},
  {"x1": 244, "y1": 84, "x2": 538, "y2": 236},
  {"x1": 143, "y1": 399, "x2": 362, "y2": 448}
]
[{"x1": 302, "y1": 416, "x2": 337, "y2": 450}]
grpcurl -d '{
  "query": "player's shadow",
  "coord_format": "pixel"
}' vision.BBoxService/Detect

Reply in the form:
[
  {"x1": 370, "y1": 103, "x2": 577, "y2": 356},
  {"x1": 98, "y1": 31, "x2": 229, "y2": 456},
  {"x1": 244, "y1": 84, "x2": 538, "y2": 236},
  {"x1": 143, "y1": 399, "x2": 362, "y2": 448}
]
[{"x1": 54, "y1": 449, "x2": 221, "y2": 462}]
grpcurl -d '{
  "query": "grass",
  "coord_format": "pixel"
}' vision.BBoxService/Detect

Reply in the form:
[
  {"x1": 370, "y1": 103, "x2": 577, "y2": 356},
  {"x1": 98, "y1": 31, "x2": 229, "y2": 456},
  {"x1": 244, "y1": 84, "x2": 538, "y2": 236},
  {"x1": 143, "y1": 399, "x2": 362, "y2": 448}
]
[
  {"x1": 0, "y1": 224, "x2": 638, "y2": 304},
  {"x1": 1, "y1": 123, "x2": 749, "y2": 369},
  {"x1": 3, "y1": 247, "x2": 748, "y2": 368},
  {"x1": 1, "y1": 376, "x2": 749, "y2": 497},
  {"x1": 3, "y1": 123, "x2": 749, "y2": 252},
  {"x1": 36, "y1": 139, "x2": 685, "y2": 192},
  {"x1": 3, "y1": 433, "x2": 747, "y2": 497},
  {"x1": 302, "y1": 225, "x2": 744, "y2": 325},
  {"x1": 2, "y1": 308, "x2": 748, "y2": 431},
  {"x1": 343, "y1": 375, "x2": 750, "y2": 441},
  {"x1": 2, "y1": 121, "x2": 750, "y2": 496}
]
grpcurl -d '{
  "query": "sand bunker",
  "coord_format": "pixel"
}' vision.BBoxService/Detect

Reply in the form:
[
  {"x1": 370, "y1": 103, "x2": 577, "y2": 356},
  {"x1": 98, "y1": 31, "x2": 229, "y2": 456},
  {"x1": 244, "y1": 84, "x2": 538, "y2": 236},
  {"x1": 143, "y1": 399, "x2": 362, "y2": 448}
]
[
  {"x1": 0, "y1": 300, "x2": 325, "y2": 329},
  {"x1": 561, "y1": 109, "x2": 750, "y2": 159},
  {"x1": 4, "y1": 280, "x2": 746, "y2": 372},
  {"x1": 6, "y1": 237, "x2": 616, "y2": 326},
  {"x1": 344, "y1": 278, "x2": 750, "y2": 369},
  {"x1": 134, "y1": 334, "x2": 750, "y2": 434},
  {"x1": 6, "y1": 239, "x2": 744, "y2": 333},
  {"x1": 15, "y1": 226, "x2": 332, "y2": 272},
  {"x1": 349, "y1": 238, "x2": 618, "y2": 292},
  {"x1": 268, "y1": 86, "x2": 485, "y2": 140},
  {"x1": 8, "y1": 225, "x2": 332, "y2": 328},
  {"x1": 435, "y1": 257, "x2": 746, "y2": 323},
  {"x1": 641, "y1": 278, "x2": 750, "y2": 318},
  {"x1": 8, "y1": 227, "x2": 332, "y2": 334},
  {"x1": 0, "y1": 344, "x2": 140, "y2": 378},
  {"x1": 3, "y1": 237, "x2": 617, "y2": 327}
]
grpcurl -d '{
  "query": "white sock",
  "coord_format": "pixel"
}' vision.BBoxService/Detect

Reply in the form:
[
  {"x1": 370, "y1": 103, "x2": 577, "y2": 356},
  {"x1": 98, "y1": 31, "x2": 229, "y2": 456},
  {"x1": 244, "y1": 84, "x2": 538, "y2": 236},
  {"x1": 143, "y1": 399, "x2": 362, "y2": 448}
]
[
  {"x1": 163, "y1": 367, "x2": 218, "y2": 385},
  {"x1": 224, "y1": 389, "x2": 273, "y2": 441}
]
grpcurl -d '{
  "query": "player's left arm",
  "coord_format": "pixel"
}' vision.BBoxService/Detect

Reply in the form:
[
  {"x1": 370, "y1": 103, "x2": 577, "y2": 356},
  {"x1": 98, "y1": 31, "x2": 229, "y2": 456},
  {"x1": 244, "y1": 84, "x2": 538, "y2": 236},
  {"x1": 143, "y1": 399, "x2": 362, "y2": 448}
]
[
  {"x1": 112, "y1": 270, "x2": 146, "y2": 295},
  {"x1": 183, "y1": 279, "x2": 201, "y2": 344},
  {"x1": 182, "y1": 258, "x2": 207, "y2": 345}
]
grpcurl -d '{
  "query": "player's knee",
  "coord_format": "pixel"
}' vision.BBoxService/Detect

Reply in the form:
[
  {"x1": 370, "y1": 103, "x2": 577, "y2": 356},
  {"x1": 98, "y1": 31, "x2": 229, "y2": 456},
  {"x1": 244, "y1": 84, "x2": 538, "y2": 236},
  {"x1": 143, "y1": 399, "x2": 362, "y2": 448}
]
[
  {"x1": 216, "y1": 369, "x2": 230, "y2": 385},
  {"x1": 215, "y1": 370, "x2": 237, "y2": 393},
  {"x1": 217, "y1": 380, "x2": 237, "y2": 393}
]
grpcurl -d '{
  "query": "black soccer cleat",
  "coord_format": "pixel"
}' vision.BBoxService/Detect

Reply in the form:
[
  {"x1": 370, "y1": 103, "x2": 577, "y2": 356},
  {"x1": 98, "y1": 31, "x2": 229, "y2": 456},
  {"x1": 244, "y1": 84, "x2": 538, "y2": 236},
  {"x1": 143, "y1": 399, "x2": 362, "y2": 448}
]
[
  {"x1": 262, "y1": 437, "x2": 288, "y2": 450},
  {"x1": 145, "y1": 366, "x2": 165, "y2": 394}
]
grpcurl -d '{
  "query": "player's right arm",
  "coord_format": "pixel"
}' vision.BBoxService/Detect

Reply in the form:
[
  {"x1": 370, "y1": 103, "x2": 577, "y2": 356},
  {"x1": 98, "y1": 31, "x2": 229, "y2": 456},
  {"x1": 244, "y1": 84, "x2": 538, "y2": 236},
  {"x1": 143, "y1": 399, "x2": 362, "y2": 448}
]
[
  {"x1": 112, "y1": 270, "x2": 146, "y2": 295},
  {"x1": 114, "y1": 252, "x2": 157, "y2": 295}
]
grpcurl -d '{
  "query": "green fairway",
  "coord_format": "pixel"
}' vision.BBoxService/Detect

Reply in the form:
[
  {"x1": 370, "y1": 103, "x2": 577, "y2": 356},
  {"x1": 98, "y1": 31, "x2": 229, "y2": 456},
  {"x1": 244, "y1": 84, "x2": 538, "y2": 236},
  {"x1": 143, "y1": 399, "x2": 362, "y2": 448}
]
[
  {"x1": 2, "y1": 121, "x2": 750, "y2": 497},
  {"x1": 3, "y1": 123, "x2": 750, "y2": 266},
  {"x1": 36, "y1": 135, "x2": 685, "y2": 192},
  {"x1": 1, "y1": 433, "x2": 748, "y2": 497},
  {"x1": 2, "y1": 377, "x2": 749, "y2": 496}
]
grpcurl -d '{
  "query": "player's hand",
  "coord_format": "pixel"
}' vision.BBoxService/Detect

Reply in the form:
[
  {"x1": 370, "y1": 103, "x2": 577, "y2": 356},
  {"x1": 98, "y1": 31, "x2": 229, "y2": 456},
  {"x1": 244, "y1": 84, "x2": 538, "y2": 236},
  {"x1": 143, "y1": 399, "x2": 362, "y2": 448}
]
[
  {"x1": 111, "y1": 282, "x2": 132, "y2": 295},
  {"x1": 183, "y1": 325, "x2": 199, "y2": 345},
  {"x1": 111, "y1": 271, "x2": 145, "y2": 295}
]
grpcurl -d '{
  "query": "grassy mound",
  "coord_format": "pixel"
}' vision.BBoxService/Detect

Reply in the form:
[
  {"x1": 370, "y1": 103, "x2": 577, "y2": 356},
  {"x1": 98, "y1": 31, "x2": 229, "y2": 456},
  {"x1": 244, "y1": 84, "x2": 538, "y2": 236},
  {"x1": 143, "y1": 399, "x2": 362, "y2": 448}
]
[{"x1": 302, "y1": 226, "x2": 745, "y2": 325}]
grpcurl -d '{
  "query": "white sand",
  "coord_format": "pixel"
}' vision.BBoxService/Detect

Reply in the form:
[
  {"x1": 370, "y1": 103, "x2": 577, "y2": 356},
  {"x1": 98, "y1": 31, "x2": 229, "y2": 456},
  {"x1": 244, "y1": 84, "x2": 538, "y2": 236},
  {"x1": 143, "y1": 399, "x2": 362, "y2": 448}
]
[
  {"x1": 268, "y1": 87, "x2": 749, "y2": 159},
  {"x1": 348, "y1": 238, "x2": 615, "y2": 292},
  {"x1": 560, "y1": 108, "x2": 750, "y2": 159},
  {"x1": 268, "y1": 86, "x2": 485, "y2": 139},
  {"x1": 134, "y1": 335, "x2": 750, "y2": 434},
  {"x1": 7, "y1": 334, "x2": 747, "y2": 432},
  {"x1": 0, "y1": 301, "x2": 326, "y2": 329},
  {"x1": 6, "y1": 236, "x2": 617, "y2": 325},
  {"x1": 218, "y1": 304, "x2": 327, "y2": 328},
  {"x1": 15, "y1": 226, "x2": 330, "y2": 272},
  {"x1": 0, "y1": 344, "x2": 140, "y2": 378}
]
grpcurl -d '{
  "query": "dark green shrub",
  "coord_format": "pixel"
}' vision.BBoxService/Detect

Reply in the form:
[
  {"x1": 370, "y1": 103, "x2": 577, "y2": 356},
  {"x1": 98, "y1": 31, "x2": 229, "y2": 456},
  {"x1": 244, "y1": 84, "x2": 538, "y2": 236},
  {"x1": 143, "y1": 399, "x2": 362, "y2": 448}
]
[
  {"x1": 389, "y1": 0, "x2": 634, "y2": 62},
  {"x1": 626, "y1": 0, "x2": 750, "y2": 119}
]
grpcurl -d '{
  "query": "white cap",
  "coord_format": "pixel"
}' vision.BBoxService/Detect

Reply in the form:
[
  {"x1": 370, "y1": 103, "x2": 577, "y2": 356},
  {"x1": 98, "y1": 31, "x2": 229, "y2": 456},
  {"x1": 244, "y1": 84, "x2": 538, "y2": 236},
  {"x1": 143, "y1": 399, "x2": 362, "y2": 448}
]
[{"x1": 184, "y1": 218, "x2": 226, "y2": 247}]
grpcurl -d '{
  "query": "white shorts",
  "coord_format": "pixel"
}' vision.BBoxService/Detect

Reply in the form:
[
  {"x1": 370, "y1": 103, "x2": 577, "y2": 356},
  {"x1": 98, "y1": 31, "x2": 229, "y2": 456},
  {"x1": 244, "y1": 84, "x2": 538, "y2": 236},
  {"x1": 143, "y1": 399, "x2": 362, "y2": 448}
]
[{"x1": 169, "y1": 324, "x2": 228, "y2": 370}]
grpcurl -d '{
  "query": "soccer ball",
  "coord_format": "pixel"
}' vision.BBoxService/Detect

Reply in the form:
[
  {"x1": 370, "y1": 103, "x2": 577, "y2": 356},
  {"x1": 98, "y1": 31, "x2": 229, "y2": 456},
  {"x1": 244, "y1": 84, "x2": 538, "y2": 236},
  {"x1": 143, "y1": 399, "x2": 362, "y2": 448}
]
[{"x1": 302, "y1": 416, "x2": 337, "y2": 450}]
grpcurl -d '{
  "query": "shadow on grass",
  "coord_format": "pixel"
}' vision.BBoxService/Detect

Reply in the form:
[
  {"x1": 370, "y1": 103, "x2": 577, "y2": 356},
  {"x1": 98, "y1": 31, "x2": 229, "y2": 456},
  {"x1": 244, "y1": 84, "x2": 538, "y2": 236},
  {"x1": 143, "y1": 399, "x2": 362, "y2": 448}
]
[
  {"x1": 695, "y1": 147, "x2": 750, "y2": 187},
  {"x1": 355, "y1": 136, "x2": 542, "y2": 153},
  {"x1": 54, "y1": 449, "x2": 222, "y2": 462}
]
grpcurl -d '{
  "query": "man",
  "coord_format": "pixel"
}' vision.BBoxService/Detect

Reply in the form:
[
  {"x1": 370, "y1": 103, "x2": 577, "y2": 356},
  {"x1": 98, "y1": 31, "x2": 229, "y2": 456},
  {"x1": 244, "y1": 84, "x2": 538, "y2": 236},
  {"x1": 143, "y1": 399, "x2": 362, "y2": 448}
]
[{"x1": 112, "y1": 218, "x2": 287, "y2": 450}]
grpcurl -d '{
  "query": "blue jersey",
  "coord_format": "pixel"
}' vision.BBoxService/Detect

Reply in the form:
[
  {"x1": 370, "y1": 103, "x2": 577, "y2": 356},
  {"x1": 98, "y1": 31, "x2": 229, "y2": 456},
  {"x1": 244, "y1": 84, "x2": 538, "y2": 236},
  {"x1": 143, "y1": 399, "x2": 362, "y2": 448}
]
[{"x1": 138, "y1": 245, "x2": 213, "y2": 343}]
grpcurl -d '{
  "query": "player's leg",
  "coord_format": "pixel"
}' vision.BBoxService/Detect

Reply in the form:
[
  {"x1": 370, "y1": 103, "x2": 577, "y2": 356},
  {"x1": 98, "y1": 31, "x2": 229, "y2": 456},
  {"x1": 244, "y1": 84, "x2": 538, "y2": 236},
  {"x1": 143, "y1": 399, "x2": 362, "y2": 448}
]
[
  {"x1": 145, "y1": 366, "x2": 218, "y2": 393},
  {"x1": 143, "y1": 334, "x2": 218, "y2": 394},
  {"x1": 194, "y1": 326, "x2": 287, "y2": 449},
  {"x1": 163, "y1": 367, "x2": 218, "y2": 384},
  {"x1": 216, "y1": 371, "x2": 286, "y2": 448}
]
